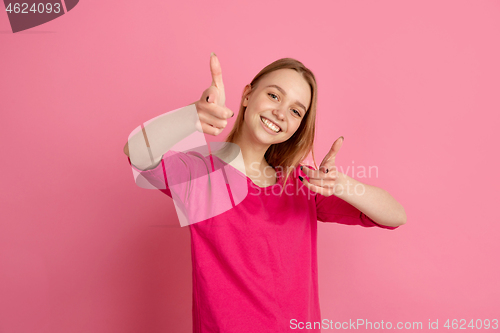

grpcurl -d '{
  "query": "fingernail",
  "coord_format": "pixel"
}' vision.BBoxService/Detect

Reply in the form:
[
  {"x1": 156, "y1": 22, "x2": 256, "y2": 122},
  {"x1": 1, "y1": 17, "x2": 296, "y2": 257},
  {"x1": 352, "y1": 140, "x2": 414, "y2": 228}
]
[
  {"x1": 231, "y1": 113, "x2": 234, "y2": 117},
  {"x1": 211, "y1": 52, "x2": 216, "y2": 57},
  {"x1": 326, "y1": 169, "x2": 329, "y2": 173},
  {"x1": 300, "y1": 165, "x2": 303, "y2": 171},
  {"x1": 299, "y1": 176, "x2": 303, "y2": 181},
  {"x1": 340, "y1": 136, "x2": 344, "y2": 141}
]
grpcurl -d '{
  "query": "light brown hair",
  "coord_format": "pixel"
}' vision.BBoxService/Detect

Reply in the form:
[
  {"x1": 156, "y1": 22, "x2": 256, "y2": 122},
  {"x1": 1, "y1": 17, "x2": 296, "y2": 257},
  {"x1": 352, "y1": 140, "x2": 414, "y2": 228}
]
[{"x1": 224, "y1": 58, "x2": 319, "y2": 196}]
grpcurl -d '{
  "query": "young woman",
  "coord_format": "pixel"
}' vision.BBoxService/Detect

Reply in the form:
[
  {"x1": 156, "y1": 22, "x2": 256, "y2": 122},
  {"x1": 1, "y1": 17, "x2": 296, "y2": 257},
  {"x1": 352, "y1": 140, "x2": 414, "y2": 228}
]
[{"x1": 124, "y1": 53, "x2": 406, "y2": 333}]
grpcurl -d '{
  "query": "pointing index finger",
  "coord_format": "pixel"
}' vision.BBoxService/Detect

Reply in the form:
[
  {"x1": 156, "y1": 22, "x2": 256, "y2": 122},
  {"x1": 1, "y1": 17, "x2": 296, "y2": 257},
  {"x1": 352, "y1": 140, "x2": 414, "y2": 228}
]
[{"x1": 210, "y1": 53, "x2": 224, "y2": 89}]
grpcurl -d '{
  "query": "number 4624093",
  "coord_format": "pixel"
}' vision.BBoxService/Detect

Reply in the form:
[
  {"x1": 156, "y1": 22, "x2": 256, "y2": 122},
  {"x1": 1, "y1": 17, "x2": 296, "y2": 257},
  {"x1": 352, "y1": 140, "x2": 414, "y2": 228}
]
[
  {"x1": 443, "y1": 318, "x2": 498, "y2": 330},
  {"x1": 5, "y1": 3, "x2": 62, "y2": 14}
]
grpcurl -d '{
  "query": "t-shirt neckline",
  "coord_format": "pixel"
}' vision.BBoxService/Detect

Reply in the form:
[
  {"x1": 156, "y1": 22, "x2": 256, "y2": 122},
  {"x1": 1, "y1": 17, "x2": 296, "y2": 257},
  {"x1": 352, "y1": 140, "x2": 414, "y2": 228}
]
[
  {"x1": 245, "y1": 166, "x2": 281, "y2": 189},
  {"x1": 210, "y1": 154, "x2": 283, "y2": 190}
]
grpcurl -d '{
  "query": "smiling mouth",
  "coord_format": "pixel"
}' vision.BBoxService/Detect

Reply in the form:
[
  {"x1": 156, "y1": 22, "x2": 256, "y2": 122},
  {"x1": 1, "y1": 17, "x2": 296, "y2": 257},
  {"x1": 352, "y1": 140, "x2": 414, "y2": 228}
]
[{"x1": 260, "y1": 116, "x2": 282, "y2": 133}]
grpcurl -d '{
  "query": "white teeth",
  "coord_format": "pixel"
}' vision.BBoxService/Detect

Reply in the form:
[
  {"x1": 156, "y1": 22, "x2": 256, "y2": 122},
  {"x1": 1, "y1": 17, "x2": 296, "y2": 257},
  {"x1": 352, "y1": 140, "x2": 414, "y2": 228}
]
[{"x1": 261, "y1": 117, "x2": 280, "y2": 133}]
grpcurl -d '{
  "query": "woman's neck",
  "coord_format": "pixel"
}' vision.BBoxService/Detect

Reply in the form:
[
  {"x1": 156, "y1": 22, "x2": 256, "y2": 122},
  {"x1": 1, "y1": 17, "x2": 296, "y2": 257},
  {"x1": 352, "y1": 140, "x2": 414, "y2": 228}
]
[{"x1": 232, "y1": 132, "x2": 271, "y2": 177}]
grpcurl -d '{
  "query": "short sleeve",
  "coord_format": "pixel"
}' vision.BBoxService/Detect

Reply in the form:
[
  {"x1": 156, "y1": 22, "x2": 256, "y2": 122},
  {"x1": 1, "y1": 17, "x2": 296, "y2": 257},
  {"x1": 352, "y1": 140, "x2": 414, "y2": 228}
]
[
  {"x1": 127, "y1": 154, "x2": 173, "y2": 198},
  {"x1": 127, "y1": 149, "x2": 210, "y2": 199},
  {"x1": 127, "y1": 148, "x2": 249, "y2": 227},
  {"x1": 315, "y1": 192, "x2": 399, "y2": 230}
]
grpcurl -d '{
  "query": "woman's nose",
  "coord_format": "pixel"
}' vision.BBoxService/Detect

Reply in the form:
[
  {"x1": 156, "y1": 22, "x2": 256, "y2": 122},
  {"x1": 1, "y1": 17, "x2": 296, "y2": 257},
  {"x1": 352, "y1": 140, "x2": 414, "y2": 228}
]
[{"x1": 272, "y1": 108, "x2": 285, "y2": 120}]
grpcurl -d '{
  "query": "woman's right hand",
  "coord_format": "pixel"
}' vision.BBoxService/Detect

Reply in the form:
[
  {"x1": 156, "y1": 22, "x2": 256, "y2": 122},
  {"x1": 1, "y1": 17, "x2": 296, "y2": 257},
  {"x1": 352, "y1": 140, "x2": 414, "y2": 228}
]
[{"x1": 194, "y1": 53, "x2": 235, "y2": 136}]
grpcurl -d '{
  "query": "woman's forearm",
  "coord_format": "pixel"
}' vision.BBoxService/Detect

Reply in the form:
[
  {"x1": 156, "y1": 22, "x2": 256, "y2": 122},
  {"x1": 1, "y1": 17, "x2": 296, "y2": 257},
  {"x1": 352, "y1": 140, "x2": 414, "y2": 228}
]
[
  {"x1": 124, "y1": 102, "x2": 200, "y2": 171},
  {"x1": 334, "y1": 173, "x2": 407, "y2": 227}
]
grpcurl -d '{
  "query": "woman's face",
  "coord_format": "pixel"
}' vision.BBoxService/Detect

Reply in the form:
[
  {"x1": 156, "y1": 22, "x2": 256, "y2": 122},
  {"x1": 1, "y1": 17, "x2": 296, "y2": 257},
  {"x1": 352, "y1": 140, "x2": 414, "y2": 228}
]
[{"x1": 242, "y1": 68, "x2": 312, "y2": 145}]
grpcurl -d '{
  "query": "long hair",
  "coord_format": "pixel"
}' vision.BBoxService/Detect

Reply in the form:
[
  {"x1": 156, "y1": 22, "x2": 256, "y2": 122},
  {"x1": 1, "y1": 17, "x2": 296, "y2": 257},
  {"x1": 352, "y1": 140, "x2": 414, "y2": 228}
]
[{"x1": 224, "y1": 58, "x2": 319, "y2": 196}]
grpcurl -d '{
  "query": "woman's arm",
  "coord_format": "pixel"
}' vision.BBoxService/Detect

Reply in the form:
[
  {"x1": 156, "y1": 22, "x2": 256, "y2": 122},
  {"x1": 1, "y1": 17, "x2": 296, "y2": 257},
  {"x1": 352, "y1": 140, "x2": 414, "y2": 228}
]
[
  {"x1": 124, "y1": 53, "x2": 232, "y2": 172},
  {"x1": 124, "y1": 101, "x2": 199, "y2": 171},
  {"x1": 123, "y1": 101, "x2": 198, "y2": 158},
  {"x1": 123, "y1": 102, "x2": 197, "y2": 158},
  {"x1": 300, "y1": 138, "x2": 406, "y2": 228},
  {"x1": 334, "y1": 173, "x2": 407, "y2": 228}
]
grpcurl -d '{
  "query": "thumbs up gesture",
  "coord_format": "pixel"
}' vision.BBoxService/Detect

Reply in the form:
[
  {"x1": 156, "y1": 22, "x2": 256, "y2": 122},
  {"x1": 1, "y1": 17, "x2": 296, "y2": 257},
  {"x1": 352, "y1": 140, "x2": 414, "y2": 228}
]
[
  {"x1": 299, "y1": 136, "x2": 345, "y2": 197},
  {"x1": 194, "y1": 53, "x2": 235, "y2": 136}
]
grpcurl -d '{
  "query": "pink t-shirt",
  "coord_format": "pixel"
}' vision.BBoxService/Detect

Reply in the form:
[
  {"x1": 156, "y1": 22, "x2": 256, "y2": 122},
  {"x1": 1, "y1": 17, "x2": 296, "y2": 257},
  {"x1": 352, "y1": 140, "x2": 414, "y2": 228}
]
[{"x1": 127, "y1": 149, "x2": 398, "y2": 333}]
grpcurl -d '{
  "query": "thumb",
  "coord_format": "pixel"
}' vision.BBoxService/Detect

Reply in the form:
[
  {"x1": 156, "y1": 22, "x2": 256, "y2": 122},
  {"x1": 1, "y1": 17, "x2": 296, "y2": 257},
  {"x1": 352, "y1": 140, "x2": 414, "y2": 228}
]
[
  {"x1": 205, "y1": 85, "x2": 219, "y2": 104},
  {"x1": 210, "y1": 53, "x2": 225, "y2": 90}
]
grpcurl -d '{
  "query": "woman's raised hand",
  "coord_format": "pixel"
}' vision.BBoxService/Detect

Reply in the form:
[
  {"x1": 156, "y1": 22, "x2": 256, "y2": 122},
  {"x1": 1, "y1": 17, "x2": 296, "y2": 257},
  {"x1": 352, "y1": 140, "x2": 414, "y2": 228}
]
[
  {"x1": 194, "y1": 53, "x2": 235, "y2": 136},
  {"x1": 300, "y1": 136, "x2": 345, "y2": 197}
]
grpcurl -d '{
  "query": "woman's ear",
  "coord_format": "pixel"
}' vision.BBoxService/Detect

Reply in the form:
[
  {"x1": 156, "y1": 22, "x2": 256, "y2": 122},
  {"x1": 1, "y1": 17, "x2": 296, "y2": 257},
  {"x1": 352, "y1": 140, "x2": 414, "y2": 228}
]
[{"x1": 242, "y1": 84, "x2": 252, "y2": 107}]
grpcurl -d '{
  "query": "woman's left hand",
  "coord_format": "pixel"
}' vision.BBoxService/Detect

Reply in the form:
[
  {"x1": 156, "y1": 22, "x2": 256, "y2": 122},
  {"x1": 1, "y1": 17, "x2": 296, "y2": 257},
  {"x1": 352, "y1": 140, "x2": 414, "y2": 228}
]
[{"x1": 299, "y1": 136, "x2": 344, "y2": 197}]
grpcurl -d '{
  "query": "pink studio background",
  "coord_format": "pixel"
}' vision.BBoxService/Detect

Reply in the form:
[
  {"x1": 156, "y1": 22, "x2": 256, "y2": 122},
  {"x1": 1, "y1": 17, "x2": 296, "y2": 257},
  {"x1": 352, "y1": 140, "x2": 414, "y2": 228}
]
[{"x1": 1, "y1": 1, "x2": 499, "y2": 332}]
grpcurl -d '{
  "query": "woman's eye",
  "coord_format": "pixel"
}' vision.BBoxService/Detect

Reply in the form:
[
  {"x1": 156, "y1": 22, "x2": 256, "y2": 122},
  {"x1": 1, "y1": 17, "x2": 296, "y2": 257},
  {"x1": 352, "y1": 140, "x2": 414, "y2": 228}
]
[
  {"x1": 268, "y1": 93, "x2": 278, "y2": 100},
  {"x1": 268, "y1": 92, "x2": 301, "y2": 117}
]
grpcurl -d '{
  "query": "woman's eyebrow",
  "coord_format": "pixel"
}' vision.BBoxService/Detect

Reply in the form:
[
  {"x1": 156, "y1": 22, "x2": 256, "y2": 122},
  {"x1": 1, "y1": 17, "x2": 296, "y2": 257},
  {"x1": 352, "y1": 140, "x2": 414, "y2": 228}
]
[{"x1": 265, "y1": 84, "x2": 307, "y2": 111}]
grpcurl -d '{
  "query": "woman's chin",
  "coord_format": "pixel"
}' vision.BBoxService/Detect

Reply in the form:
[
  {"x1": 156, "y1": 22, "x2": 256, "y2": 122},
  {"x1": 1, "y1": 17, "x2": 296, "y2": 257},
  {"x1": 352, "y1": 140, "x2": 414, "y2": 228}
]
[{"x1": 256, "y1": 132, "x2": 287, "y2": 145}]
